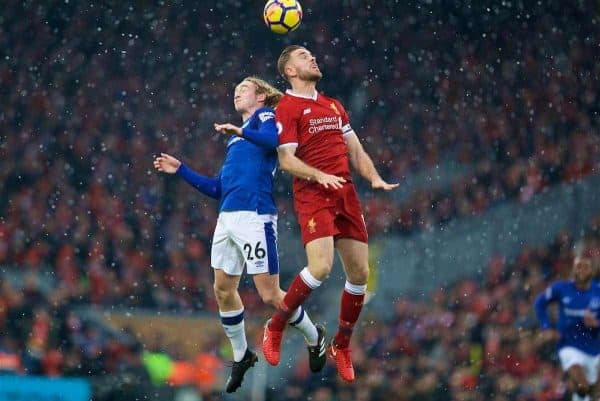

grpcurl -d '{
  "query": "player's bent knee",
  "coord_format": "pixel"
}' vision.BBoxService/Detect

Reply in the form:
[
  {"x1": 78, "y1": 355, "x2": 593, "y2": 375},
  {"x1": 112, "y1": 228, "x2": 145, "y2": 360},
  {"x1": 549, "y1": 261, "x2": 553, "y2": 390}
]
[
  {"x1": 575, "y1": 382, "x2": 591, "y2": 395},
  {"x1": 347, "y1": 264, "x2": 369, "y2": 284},
  {"x1": 569, "y1": 378, "x2": 591, "y2": 396},
  {"x1": 307, "y1": 267, "x2": 330, "y2": 282},
  {"x1": 213, "y1": 283, "x2": 235, "y2": 303},
  {"x1": 308, "y1": 261, "x2": 333, "y2": 278}
]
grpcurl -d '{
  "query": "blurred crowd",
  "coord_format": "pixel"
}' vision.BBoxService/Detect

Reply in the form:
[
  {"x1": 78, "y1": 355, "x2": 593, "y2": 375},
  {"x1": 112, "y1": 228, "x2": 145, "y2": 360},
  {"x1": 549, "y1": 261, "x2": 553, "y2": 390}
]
[
  {"x1": 1, "y1": 0, "x2": 600, "y2": 399},
  {"x1": 275, "y1": 215, "x2": 600, "y2": 401},
  {"x1": 0, "y1": 274, "x2": 147, "y2": 379}
]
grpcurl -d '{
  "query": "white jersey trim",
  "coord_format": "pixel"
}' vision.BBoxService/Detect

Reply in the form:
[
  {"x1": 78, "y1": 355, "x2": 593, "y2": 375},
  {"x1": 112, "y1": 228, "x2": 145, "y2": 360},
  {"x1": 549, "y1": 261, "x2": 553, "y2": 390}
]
[
  {"x1": 277, "y1": 142, "x2": 298, "y2": 150},
  {"x1": 227, "y1": 136, "x2": 244, "y2": 147},
  {"x1": 285, "y1": 89, "x2": 318, "y2": 101}
]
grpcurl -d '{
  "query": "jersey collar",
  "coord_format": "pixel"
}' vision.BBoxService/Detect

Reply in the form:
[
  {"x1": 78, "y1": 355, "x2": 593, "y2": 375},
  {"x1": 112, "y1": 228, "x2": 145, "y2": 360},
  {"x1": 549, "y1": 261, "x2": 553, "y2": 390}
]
[{"x1": 286, "y1": 89, "x2": 318, "y2": 101}]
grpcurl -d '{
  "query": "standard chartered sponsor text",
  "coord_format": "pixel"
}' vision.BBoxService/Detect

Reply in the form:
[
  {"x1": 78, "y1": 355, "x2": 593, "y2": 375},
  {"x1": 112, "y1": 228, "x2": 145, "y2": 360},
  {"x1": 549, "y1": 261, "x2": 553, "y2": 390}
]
[{"x1": 308, "y1": 116, "x2": 341, "y2": 134}]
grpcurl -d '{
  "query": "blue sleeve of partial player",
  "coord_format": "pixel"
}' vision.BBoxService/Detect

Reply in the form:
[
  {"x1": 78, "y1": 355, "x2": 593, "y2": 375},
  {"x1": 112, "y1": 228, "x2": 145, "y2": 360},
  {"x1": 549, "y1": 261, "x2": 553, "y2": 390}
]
[
  {"x1": 534, "y1": 284, "x2": 559, "y2": 330},
  {"x1": 175, "y1": 163, "x2": 221, "y2": 199},
  {"x1": 241, "y1": 116, "x2": 278, "y2": 149}
]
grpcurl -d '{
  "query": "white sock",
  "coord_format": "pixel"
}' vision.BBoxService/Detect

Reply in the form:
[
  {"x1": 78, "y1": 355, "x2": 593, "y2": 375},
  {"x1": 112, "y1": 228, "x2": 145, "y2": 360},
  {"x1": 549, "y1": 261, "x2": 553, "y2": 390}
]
[
  {"x1": 300, "y1": 267, "x2": 322, "y2": 289},
  {"x1": 572, "y1": 394, "x2": 590, "y2": 401},
  {"x1": 345, "y1": 280, "x2": 367, "y2": 295},
  {"x1": 288, "y1": 306, "x2": 319, "y2": 346},
  {"x1": 220, "y1": 308, "x2": 247, "y2": 362}
]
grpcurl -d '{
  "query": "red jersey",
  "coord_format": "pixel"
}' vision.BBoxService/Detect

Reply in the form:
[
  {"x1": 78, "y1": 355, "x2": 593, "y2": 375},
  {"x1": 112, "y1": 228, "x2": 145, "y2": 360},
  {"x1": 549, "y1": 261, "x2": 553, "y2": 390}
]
[
  {"x1": 276, "y1": 90, "x2": 354, "y2": 194},
  {"x1": 276, "y1": 90, "x2": 367, "y2": 244}
]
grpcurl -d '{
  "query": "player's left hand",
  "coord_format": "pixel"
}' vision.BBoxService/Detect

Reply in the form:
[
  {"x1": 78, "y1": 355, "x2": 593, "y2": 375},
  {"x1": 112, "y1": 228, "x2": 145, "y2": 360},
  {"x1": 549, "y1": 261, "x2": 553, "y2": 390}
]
[
  {"x1": 371, "y1": 178, "x2": 399, "y2": 191},
  {"x1": 214, "y1": 123, "x2": 242, "y2": 137},
  {"x1": 584, "y1": 309, "x2": 599, "y2": 328}
]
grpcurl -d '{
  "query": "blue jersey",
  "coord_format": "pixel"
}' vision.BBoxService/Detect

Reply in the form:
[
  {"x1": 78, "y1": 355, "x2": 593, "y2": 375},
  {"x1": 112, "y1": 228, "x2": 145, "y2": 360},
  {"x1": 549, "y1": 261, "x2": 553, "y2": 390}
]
[
  {"x1": 176, "y1": 107, "x2": 278, "y2": 214},
  {"x1": 219, "y1": 107, "x2": 278, "y2": 214},
  {"x1": 535, "y1": 279, "x2": 600, "y2": 355}
]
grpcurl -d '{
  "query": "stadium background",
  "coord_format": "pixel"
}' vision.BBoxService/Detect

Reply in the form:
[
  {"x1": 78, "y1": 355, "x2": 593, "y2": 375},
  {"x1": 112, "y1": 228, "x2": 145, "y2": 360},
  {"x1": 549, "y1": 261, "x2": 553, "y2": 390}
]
[{"x1": 1, "y1": 0, "x2": 599, "y2": 400}]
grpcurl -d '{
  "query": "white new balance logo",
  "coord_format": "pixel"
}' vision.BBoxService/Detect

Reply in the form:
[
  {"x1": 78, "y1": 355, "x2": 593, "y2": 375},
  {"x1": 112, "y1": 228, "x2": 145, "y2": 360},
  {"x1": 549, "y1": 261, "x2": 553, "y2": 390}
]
[
  {"x1": 263, "y1": 321, "x2": 270, "y2": 343},
  {"x1": 303, "y1": 108, "x2": 311, "y2": 115}
]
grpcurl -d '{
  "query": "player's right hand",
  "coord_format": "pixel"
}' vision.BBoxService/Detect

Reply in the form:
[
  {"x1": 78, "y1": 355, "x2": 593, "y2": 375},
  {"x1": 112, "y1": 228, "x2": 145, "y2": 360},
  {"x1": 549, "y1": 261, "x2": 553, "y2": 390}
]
[
  {"x1": 584, "y1": 309, "x2": 599, "y2": 328},
  {"x1": 214, "y1": 123, "x2": 242, "y2": 137},
  {"x1": 153, "y1": 153, "x2": 181, "y2": 174},
  {"x1": 314, "y1": 171, "x2": 346, "y2": 189},
  {"x1": 537, "y1": 329, "x2": 560, "y2": 344}
]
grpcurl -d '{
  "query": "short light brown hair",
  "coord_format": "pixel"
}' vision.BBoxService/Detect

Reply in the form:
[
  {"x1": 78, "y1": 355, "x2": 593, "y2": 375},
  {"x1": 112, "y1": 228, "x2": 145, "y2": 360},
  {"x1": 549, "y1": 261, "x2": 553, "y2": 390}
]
[
  {"x1": 277, "y1": 45, "x2": 304, "y2": 81},
  {"x1": 242, "y1": 76, "x2": 283, "y2": 108}
]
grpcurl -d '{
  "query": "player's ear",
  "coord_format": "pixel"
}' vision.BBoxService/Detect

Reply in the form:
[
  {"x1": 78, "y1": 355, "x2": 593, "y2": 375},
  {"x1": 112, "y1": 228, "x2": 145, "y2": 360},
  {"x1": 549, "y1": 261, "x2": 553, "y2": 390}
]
[
  {"x1": 256, "y1": 92, "x2": 266, "y2": 104},
  {"x1": 285, "y1": 64, "x2": 297, "y2": 79}
]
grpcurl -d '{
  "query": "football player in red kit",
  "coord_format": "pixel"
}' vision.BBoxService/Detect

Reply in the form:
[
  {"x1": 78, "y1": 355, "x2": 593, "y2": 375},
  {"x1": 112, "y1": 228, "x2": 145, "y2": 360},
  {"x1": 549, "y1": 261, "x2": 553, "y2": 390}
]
[{"x1": 262, "y1": 45, "x2": 399, "y2": 382}]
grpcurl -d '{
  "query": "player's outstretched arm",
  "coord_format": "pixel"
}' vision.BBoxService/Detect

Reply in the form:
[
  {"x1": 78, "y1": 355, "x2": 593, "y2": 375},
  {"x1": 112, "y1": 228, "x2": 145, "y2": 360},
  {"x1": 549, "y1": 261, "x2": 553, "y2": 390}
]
[
  {"x1": 214, "y1": 118, "x2": 278, "y2": 149},
  {"x1": 344, "y1": 132, "x2": 399, "y2": 191},
  {"x1": 278, "y1": 145, "x2": 346, "y2": 189},
  {"x1": 153, "y1": 153, "x2": 221, "y2": 199}
]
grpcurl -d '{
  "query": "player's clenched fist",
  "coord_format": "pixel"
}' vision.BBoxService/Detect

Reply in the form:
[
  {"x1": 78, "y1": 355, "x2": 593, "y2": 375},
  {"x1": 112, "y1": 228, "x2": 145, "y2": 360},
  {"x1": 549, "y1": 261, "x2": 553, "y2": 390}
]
[
  {"x1": 214, "y1": 123, "x2": 242, "y2": 137},
  {"x1": 537, "y1": 328, "x2": 560, "y2": 344},
  {"x1": 584, "y1": 309, "x2": 599, "y2": 328},
  {"x1": 153, "y1": 153, "x2": 181, "y2": 174}
]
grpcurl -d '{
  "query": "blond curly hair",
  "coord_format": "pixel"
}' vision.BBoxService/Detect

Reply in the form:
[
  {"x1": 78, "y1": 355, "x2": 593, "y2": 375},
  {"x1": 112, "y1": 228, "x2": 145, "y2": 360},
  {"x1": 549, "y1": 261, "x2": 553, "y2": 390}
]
[{"x1": 242, "y1": 76, "x2": 283, "y2": 108}]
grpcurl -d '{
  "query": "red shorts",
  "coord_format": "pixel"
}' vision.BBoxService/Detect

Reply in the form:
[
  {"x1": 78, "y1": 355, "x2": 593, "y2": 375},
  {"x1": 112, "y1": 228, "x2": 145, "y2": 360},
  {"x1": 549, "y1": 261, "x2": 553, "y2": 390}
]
[{"x1": 293, "y1": 183, "x2": 368, "y2": 246}]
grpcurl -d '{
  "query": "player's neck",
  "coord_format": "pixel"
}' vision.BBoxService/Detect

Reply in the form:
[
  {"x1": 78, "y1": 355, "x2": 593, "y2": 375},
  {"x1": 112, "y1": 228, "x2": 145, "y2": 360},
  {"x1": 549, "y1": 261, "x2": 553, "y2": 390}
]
[
  {"x1": 290, "y1": 80, "x2": 317, "y2": 98},
  {"x1": 575, "y1": 278, "x2": 592, "y2": 290}
]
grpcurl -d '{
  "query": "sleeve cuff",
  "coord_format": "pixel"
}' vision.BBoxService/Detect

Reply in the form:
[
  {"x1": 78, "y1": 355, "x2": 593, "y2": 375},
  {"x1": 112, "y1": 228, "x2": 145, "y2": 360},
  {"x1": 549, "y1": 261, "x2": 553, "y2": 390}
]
[{"x1": 175, "y1": 163, "x2": 187, "y2": 175}]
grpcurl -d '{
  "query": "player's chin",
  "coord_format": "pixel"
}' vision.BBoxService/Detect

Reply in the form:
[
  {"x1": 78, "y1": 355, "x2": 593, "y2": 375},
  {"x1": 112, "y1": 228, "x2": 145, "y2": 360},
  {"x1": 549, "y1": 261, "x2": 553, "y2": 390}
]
[{"x1": 302, "y1": 71, "x2": 322, "y2": 82}]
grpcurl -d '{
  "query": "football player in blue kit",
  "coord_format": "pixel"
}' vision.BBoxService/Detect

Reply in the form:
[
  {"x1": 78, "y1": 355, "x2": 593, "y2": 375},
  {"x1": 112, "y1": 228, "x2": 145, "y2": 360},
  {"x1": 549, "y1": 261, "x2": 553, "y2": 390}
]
[
  {"x1": 153, "y1": 77, "x2": 326, "y2": 393},
  {"x1": 535, "y1": 254, "x2": 600, "y2": 401}
]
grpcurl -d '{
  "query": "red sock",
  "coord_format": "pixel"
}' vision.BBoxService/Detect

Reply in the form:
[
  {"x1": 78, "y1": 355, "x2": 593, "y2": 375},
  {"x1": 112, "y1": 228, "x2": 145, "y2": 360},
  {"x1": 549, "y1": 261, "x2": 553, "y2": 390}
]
[
  {"x1": 333, "y1": 289, "x2": 365, "y2": 348},
  {"x1": 270, "y1": 274, "x2": 313, "y2": 331}
]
